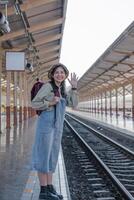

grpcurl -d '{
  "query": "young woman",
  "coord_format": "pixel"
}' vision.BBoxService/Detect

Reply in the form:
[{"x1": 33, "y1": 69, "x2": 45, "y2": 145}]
[{"x1": 31, "y1": 63, "x2": 78, "y2": 200}]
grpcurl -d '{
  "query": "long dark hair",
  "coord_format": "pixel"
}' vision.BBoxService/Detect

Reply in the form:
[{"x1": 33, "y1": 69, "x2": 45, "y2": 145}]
[
  {"x1": 50, "y1": 79, "x2": 67, "y2": 98},
  {"x1": 49, "y1": 64, "x2": 67, "y2": 98}
]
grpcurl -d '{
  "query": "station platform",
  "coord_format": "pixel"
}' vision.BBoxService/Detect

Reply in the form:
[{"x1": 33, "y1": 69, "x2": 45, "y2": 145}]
[
  {"x1": 0, "y1": 117, "x2": 70, "y2": 200},
  {"x1": 67, "y1": 108, "x2": 134, "y2": 137},
  {"x1": 21, "y1": 150, "x2": 70, "y2": 200}
]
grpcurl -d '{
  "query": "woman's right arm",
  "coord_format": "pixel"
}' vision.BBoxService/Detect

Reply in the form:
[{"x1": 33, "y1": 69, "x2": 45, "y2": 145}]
[{"x1": 31, "y1": 83, "x2": 54, "y2": 110}]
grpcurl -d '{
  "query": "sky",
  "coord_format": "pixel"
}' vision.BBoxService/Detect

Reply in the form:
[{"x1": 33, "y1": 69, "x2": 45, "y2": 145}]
[{"x1": 60, "y1": 0, "x2": 134, "y2": 82}]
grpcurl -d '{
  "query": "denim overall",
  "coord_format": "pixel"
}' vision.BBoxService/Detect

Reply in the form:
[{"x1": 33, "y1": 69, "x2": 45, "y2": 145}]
[{"x1": 32, "y1": 98, "x2": 66, "y2": 173}]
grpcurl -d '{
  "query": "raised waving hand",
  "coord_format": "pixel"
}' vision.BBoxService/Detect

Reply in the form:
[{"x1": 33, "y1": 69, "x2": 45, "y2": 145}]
[{"x1": 68, "y1": 72, "x2": 79, "y2": 89}]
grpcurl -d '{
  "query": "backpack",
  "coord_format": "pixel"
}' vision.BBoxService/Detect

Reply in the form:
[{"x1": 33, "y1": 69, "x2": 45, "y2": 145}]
[
  {"x1": 31, "y1": 81, "x2": 44, "y2": 101},
  {"x1": 31, "y1": 81, "x2": 44, "y2": 115}
]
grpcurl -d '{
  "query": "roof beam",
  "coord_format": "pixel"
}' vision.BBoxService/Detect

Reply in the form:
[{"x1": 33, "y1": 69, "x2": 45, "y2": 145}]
[
  {"x1": 40, "y1": 53, "x2": 59, "y2": 64},
  {"x1": 104, "y1": 59, "x2": 134, "y2": 67},
  {"x1": 78, "y1": 67, "x2": 133, "y2": 93},
  {"x1": 37, "y1": 49, "x2": 59, "y2": 58},
  {"x1": 5, "y1": 0, "x2": 57, "y2": 16},
  {"x1": 0, "y1": 18, "x2": 63, "y2": 42},
  {"x1": 38, "y1": 45, "x2": 60, "y2": 54},
  {"x1": 7, "y1": 35, "x2": 61, "y2": 51},
  {"x1": 80, "y1": 75, "x2": 134, "y2": 96},
  {"x1": 31, "y1": 59, "x2": 59, "y2": 78},
  {"x1": 40, "y1": 59, "x2": 59, "y2": 72},
  {"x1": 114, "y1": 49, "x2": 134, "y2": 55},
  {"x1": 34, "y1": 34, "x2": 62, "y2": 47},
  {"x1": 82, "y1": 68, "x2": 134, "y2": 92},
  {"x1": 29, "y1": 45, "x2": 60, "y2": 59}
]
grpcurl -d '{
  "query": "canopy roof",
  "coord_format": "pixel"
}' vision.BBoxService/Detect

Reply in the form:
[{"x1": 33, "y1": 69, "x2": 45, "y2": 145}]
[
  {"x1": 0, "y1": 0, "x2": 67, "y2": 80},
  {"x1": 78, "y1": 21, "x2": 134, "y2": 95}
]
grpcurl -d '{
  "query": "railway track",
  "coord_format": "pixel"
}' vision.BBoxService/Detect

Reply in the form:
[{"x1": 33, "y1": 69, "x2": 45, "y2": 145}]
[
  {"x1": 67, "y1": 112, "x2": 134, "y2": 152},
  {"x1": 62, "y1": 113, "x2": 134, "y2": 200}
]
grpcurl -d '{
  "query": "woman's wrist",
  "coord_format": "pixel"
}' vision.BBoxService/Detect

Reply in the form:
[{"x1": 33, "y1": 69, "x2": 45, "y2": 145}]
[{"x1": 48, "y1": 102, "x2": 53, "y2": 106}]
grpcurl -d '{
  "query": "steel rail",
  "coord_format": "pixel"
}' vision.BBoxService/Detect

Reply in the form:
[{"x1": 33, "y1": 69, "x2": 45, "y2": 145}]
[
  {"x1": 66, "y1": 113, "x2": 134, "y2": 156},
  {"x1": 65, "y1": 118, "x2": 134, "y2": 200}
]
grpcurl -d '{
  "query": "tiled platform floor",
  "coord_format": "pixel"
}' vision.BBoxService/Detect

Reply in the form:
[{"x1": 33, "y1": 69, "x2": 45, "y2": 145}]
[
  {"x1": 0, "y1": 119, "x2": 35, "y2": 200},
  {"x1": 0, "y1": 116, "x2": 71, "y2": 200},
  {"x1": 67, "y1": 108, "x2": 134, "y2": 137},
  {"x1": 21, "y1": 150, "x2": 71, "y2": 200}
]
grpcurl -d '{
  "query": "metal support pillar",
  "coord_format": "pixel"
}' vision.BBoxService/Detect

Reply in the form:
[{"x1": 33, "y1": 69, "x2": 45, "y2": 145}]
[
  {"x1": 91, "y1": 97, "x2": 93, "y2": 113},
  {"x1": 0, "y1": 46, "x2": 2, "y2": 132},
  {"x1": 109, "y1": 90, "x2": 112, "y2": 116},
  {"x1": 19, "y1": 72, "x2": 23, "y2": 122},
  {"x1": 105, "y1": 91, "x2": 107, "y2": 115},
  {"x1": 6, "y1": 72, "x2": 11, "y2": 128},
  {"x1": 132, "y1": 82, "x2": 134, "y2": 119},
  {"x1": 122, "y1": 86, "x2": 125, "y2": 118},
  {"x1": 89, "y1": 97, "x2": 91, "y2": 112},
  {"x1": 115, "y1": 88, "x2": 118, "y2": 117},
  {"x1": 23, "y1": 72, "x2": 27, "y2": 120},
  {"x1": 94, "y1": 96, "x2": 96, "y2": 114},
  {"x1": 97, "y1": 95, "x2": 99, "y2": 113},
  {"x1": 13, "y1": 71, "x2": 17, "y2": 126},
  {"x1": 101, "y1": 93, "x2": 103, "y2": 115},
  {"x1": 27, "y1": 80, "x2": 32, "y2": 118},
  {"x1": 93, "y1": 96, "x2": 95, "y2": 113}
]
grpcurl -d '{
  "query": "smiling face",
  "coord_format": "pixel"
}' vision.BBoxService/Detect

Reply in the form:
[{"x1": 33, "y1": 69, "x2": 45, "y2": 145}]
[{"x1": 52, "y1": 66, "x2": 66, "y2": 86}]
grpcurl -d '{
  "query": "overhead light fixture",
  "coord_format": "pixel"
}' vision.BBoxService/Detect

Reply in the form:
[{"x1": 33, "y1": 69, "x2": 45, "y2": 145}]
[
  {"x1": 0, "y1": 12, "x2": 10, "y2": 33},
  {"x1": 25, "y1": 62, "x2": 34, "y2": 72},
  {"x1": 0, "y1": 1, "x2": 10, "y2": 34}
]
